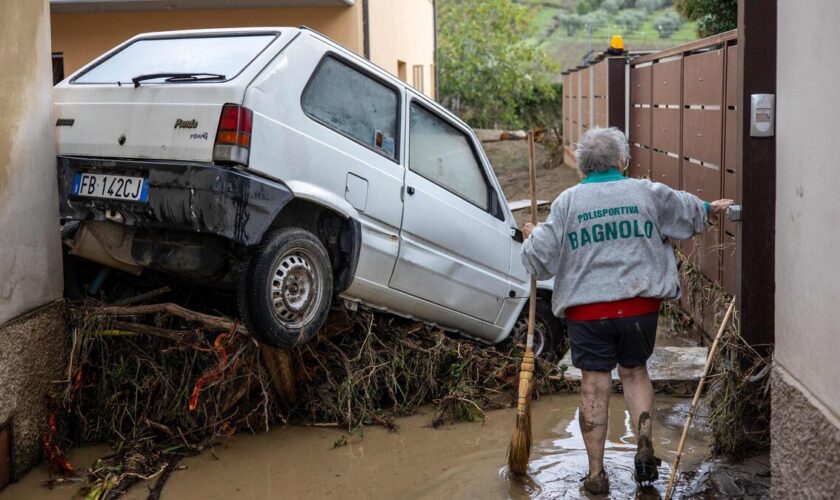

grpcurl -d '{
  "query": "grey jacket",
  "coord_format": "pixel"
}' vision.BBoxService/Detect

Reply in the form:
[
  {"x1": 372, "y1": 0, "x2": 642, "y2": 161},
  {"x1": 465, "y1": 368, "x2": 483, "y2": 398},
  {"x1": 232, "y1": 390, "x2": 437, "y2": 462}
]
[{"x1": 521, "y1": 169, "x2": 708, "y2": 318}]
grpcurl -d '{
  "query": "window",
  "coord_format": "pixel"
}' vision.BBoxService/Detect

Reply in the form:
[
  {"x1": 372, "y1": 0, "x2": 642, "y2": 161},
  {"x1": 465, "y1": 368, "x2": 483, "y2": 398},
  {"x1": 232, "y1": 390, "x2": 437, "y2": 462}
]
[
  {"x1": 302, "y1": 56, "x2": 399, "y2": 160},
  {"x1": 52, "y1": 53, "x2": 64, "y2": 85},
  {"x1": 72, "y1": 33, "x2": 277, "y2": 84},
  {"x1": 412, "y1": 65, "x2": 424, "y2": 93},
  {"x1": 398, "y1": 60, "x2": 407, "y2": 82},
  {"x1": 409, "y1": 102, "x2": 489, "y2": 210}
]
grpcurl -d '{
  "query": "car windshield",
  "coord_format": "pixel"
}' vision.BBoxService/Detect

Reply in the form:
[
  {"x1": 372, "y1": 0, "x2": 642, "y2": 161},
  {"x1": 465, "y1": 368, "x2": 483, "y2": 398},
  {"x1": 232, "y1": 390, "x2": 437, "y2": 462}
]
[{"x1": 73, "y1": 33, "x2": 278, "y2": 85}]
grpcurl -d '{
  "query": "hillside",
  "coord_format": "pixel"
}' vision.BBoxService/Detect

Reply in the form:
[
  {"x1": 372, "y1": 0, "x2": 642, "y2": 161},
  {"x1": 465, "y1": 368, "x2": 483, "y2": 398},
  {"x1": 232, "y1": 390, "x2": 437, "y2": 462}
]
[{"x1": 523, "y1": 0, "x2": 699, "y2": 72}]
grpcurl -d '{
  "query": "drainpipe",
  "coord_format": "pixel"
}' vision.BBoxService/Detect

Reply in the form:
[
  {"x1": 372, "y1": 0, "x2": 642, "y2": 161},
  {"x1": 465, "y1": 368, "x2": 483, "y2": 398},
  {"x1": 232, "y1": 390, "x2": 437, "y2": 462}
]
[
  {"x1": 433, "y1": 0, "x2": 439, "y2": 100},
  {"x1": 363, "y1": 0, "x2": 370, "y2": 60}
]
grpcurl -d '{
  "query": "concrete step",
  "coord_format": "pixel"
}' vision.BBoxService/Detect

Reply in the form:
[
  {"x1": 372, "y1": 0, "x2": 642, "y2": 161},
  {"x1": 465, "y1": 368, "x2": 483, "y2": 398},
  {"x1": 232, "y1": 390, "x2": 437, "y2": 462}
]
[{"x1": 556, "y1": 346, "x2": 709, "y2": 396}]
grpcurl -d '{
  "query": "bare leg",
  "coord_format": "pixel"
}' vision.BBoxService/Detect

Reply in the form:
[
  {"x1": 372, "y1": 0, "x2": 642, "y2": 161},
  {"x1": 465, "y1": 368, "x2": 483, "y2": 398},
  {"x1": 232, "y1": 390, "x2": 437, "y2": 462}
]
[
  {"x1": 618, "y1": 364, "x2": 654, "y2": 445},
  {"x1": 579, "y1": 369, "x2": 613, "y2": 477},
  {"x1": 619, "y1": 364, "x2": 660, "y2": 483}
]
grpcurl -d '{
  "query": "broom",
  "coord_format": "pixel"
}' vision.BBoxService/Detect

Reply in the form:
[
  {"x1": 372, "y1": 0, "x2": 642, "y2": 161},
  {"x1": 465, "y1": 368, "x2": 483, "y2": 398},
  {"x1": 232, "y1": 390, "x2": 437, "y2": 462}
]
[
  {"x1": 664, "y1": 298, "x2": 737, "y2": 499},
  {"x1": 507, "y1": 130, "x2": 539, "y2": 476}
]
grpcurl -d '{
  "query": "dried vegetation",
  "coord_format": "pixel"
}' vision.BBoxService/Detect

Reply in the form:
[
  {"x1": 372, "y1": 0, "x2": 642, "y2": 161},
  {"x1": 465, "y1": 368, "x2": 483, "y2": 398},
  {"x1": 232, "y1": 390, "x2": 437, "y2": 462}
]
[
  {"x1": 46, "y1": 289, "x2": 563, "y2": 498},
  {"x1": 667, "y1": 254, "x2": 772, "y2": 458}
]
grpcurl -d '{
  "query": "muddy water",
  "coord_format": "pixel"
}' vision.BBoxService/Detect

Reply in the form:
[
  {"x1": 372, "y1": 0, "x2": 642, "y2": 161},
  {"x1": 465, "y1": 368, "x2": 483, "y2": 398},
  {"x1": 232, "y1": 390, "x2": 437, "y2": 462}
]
[{"x1": 6, "y1": 395, "x2": 710, "y2": 500}]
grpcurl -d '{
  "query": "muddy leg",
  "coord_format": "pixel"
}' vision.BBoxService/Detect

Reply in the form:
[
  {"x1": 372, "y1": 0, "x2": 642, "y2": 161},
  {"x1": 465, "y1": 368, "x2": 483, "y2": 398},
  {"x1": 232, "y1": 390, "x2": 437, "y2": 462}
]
[
  {"x1": 580, "y1": 369, "x2": 612, "y2": 477},
  {"x1": 617, "y1": 364, "x2": 654, "y2": 443},
  {"x1": 619, "y1": 364, "x2": 660, "y2": 483}
]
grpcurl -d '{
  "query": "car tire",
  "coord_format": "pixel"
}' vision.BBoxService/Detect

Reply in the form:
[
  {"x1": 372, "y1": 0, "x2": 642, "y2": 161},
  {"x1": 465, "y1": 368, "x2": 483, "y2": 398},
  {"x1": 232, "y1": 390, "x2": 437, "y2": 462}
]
[
  {"x1": 239, "y1": 227, "x2": 333, "y2": 348},
  {"x1": 510, "y1": 297, "x2": 568, "y2": 362}
]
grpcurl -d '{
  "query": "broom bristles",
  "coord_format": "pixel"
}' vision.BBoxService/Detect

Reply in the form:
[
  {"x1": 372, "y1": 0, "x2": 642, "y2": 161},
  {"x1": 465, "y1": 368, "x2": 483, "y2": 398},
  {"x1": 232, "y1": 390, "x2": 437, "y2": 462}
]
[
  {"x1": 507, "y1": 350, "x2": 535, "y2": 475},
  {"x1": 507, "y1": 392, "x2": 532, "y2": 475}
]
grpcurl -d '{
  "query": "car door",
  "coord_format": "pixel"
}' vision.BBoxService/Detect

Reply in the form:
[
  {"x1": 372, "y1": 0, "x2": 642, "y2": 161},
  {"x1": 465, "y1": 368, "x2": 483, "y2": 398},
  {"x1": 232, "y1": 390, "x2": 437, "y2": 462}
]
[{"x1": 388, "y1": 98, "x2": 513, "y2": 324}]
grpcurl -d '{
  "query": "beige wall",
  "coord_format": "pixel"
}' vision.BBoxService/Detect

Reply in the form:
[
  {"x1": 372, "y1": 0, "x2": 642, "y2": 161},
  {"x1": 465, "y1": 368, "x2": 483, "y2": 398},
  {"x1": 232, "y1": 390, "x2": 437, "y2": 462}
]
[
  {"x1": 775, "y1": 0, "x2": 840, "y2": 421},
  {"x1": 368, "y1": 0, "x2": 435, "y2": 98},
  {"x1": 0, "y1": 0, "x2": 63, "y2": 324},
  {"x1": 51, "y1": 5, "x2": 365, "y2": 75},
  {"x1": 0, "y1": 0, "x2": 66, "y2": 478}
]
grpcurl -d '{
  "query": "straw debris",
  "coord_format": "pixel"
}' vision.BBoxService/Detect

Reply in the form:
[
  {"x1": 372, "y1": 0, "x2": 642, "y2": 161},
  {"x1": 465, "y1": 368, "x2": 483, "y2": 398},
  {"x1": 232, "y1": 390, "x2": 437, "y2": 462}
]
[
  {"x1": 667, "y1": 254, "x2": 772, "y2": 458},
  {"x1": 47, "y1": 293, "x2": 563, "y2": 497}
]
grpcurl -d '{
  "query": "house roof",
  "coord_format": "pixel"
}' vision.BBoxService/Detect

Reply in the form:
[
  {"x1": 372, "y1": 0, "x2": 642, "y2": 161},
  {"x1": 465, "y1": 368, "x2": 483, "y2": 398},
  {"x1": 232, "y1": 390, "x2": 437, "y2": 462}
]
[{"x1": 50, "y1": 0, "x2": 354, "y2": 13}]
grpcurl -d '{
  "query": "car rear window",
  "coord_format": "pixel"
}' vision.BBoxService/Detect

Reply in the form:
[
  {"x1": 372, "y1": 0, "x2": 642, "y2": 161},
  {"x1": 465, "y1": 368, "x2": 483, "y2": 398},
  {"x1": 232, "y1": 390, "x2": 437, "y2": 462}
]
[{"x1": 72, "y1": 33, "x2": 278, "y2": 85}]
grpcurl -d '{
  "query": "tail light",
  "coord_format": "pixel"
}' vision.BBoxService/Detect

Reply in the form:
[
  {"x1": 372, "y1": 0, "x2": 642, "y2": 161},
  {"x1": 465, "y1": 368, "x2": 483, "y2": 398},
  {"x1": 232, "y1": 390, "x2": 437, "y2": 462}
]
[{"x1": 213, "y1": 103, "x2": 253, "y2": 166}]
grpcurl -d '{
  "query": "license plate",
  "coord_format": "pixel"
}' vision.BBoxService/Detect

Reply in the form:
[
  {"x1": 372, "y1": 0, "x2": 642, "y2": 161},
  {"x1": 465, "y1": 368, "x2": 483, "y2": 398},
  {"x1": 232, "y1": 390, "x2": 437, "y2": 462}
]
[{"x1": 72, "y1": 172, "x2": 149, "y2": 202}]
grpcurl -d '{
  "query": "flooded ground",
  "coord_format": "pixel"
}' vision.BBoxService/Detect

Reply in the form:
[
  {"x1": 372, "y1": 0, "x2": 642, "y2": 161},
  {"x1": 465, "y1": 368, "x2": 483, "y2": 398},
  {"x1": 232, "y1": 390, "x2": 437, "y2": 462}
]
[{"x1": 6, "y1": 394, "x2": 711, "y2": 499}]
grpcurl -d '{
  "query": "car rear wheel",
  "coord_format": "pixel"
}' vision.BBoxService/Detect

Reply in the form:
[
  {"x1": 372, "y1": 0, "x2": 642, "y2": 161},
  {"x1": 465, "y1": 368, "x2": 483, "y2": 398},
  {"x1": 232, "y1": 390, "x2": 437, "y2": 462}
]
[
  {"x1": 239, "y1": 227, "x2": 333, "y2": 348},
  {"x1": 510, "y1": 297, "x2": 567, "y2": 362}
]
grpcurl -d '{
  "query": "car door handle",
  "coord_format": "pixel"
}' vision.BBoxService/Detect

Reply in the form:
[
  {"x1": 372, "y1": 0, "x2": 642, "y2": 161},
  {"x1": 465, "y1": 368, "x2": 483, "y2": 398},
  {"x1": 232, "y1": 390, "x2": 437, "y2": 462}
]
[{"x1": 406, "y1": 186, "x2": 415, "y2": 195}]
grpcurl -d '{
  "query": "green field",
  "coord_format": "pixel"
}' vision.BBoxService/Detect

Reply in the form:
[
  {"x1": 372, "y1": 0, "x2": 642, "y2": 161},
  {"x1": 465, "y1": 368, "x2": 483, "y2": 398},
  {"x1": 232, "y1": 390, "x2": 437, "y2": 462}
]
[{"x1": 521, "y1": 0, "x2": 700, "y2": 73}]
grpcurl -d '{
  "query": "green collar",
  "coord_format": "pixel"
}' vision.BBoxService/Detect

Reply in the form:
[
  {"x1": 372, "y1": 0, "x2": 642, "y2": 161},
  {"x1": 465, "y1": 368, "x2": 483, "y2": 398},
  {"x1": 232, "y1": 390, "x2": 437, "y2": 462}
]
[{"x1": 581, "y1": 168, "x2": 627, "y2": 184}]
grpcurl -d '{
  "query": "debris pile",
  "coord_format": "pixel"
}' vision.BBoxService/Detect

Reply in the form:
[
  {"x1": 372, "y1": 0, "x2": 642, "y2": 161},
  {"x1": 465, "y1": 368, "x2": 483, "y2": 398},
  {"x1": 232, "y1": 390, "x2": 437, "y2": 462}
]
[
  {"x1": 49, "y1": 292, "x2": 562, "y2": 497},
  {"x1": 670, "y1": 257, "x2": 772, "y2": 457}
]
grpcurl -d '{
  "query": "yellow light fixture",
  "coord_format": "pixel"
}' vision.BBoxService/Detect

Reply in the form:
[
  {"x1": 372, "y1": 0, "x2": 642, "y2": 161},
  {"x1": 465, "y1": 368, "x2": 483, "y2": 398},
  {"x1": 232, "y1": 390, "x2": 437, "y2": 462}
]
[{"x1": 610, "y1": 35, "x2": 624, "y2": 51}]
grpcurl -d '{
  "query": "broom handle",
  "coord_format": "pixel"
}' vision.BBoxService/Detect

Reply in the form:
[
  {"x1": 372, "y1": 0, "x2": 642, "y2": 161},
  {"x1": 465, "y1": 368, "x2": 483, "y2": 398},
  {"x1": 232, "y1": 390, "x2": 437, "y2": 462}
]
[
  {"x1": 526, "y1": 131, "x2": 538, "y2": 351},
  {"x1": 664, "y1": 298, "x2": 737, "y2": 500}
]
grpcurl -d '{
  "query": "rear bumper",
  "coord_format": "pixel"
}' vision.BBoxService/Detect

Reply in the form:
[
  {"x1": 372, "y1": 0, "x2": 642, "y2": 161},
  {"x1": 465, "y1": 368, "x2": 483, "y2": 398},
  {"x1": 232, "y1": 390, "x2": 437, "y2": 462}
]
[{"x1": 57, "y1": 156, "x2": 294, "y2": 246}]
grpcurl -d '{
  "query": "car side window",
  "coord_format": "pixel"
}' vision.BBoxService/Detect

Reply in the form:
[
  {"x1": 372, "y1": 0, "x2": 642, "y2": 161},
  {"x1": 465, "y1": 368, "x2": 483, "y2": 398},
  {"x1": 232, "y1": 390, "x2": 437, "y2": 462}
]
[
  {"x1": 409, "y1": 102, "x2": 490, "y2": 211},
  {"x1": 302, "y1": 55, "x2": 399, "y2": 161}
]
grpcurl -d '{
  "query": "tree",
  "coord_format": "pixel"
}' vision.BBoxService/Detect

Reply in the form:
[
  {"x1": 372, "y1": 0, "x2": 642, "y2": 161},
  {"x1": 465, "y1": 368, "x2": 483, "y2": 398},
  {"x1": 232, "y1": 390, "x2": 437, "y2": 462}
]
[
  {"x1": 601, "y1": 0, "x2": 624, "y2": 14},
  {"x1": 637, "y1": 0, "x2": 665, "y2": 14},
  {"x1": 577, "y1": 0, "x2": 604, "y2": 15},
  {"x1": 559, "y1": 12, "x2": 585, "y2": 36},
  {"x1": 654, "y1": 9, "x2": 683, "y2": 38},
  {"x1": 615, "y1": 9, "x2": 647, "y2": 33},
  {"x1": 437, "y1": 0, "x2": 559, "y2": 129},
  {"x1": 582, "y1": 9, "x2": 610, "y2": 31},
  {"x1": 675, "y1": 0, "x2": 737, "y2": 37}
]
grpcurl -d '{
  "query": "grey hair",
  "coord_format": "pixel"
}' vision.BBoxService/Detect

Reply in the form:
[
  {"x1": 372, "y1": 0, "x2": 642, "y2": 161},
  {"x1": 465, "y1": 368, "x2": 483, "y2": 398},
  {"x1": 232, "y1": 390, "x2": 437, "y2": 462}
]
[{"x1": 575, "y1": 127, "x2": 629, "y2": 175}]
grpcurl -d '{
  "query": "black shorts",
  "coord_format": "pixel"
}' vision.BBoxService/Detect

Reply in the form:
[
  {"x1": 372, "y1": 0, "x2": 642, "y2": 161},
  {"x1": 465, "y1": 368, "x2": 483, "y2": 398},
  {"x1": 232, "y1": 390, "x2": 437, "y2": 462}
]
[{"x1": 567, "y1": 313, "x2": 658, "y2": 372}]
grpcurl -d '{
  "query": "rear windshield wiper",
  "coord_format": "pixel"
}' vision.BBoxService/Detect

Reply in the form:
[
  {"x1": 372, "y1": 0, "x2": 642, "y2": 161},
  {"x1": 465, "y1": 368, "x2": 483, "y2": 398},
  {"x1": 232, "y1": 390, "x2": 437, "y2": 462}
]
[{"x1": 131, "y1": 72, "x2": 226, "y2": 88}]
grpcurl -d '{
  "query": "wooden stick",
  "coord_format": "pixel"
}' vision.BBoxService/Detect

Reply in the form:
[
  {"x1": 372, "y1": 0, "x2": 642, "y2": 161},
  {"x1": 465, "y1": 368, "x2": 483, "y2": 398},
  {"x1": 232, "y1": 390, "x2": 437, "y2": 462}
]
[
  {"x1": 526, "y1": 130, "x2": 538, "y2": 351},
  {"x1": 110, "y1": 286, "x2": 172, "y2": 307},
  {"x1": 507, "y1": 130, "x2": 539, "y2": 476},
  {"x1": 86, "y1": 303, "x2": 248, "y2": 335},
  {"x1": 664, "y1": 298, "x2": 737, "y2": 499}
]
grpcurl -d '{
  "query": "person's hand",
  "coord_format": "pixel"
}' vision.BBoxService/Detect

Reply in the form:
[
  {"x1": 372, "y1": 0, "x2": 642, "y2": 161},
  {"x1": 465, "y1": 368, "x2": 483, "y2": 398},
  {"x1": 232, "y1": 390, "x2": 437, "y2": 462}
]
[
  {"x1": 710, "y1": 199, "x2": 735, "y2": 215},
  {"x1": 523, "y1": 223, "x2": 535, "y2": 239}
]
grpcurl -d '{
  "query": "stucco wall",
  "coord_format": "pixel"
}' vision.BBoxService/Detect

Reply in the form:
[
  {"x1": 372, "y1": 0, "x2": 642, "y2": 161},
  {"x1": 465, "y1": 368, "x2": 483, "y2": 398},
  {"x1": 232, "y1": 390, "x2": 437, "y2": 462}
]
[
  {"x1": 367, "y1": 0, "x2": 435, "y2": 98},
  {"x1": 0, "y1": 303, "x2": 66, "y2": 478},
  {"x1": 51, "y1": 5, "x2": 364, "y2": 75},
  {"x1": 774, "y1": 0, "x2": 840, "y2": 494},
  {"x1": 775, "y1": 0, "x2": 840, "y2": 421},
  {"x1": 0, "y1": 0, "x2": 66, "y2": 480},
  {"x1": 771, "y1": 367, "x2": 840, "y2": 498},
  {"x1": 0, "y1": 0, "x2": 63, "y2": 325}
]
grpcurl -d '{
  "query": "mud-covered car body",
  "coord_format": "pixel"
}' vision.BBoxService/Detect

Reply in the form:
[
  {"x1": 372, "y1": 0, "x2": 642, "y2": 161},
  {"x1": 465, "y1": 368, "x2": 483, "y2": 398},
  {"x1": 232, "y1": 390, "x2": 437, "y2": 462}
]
[{"x1": 56, "y1": 27, "x2": 559, "y2": 349}]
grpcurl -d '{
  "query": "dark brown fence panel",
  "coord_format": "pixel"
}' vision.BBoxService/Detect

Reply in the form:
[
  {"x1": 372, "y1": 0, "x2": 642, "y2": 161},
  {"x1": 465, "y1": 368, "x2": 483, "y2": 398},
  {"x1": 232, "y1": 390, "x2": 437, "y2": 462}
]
[
  {"x1": 683, "y1": 109, "x2": 722, "y2": 165},
  {"x1": 721, "y1": 44, "x2": 739, "y2": 295},
  {"x1": 581, "y1": 67, "x2": 591, "y2": 129},
  {"x1": 652, "y1": 59, "x2": 681, "y2": 104},
  {"x1": 627, "y1": 30, "x2": 739, "y2": 289},
  {"x1": 683, "y1": 49, "x2": 725, "y2": 105},
  {"x1": 652, "y1": 151, "x2": 679, "y2": 188},
  {"x1": 561, "y1": 57, "x2": 626, "y2": 169},
  {"x1": 629, "y1": 63, "x2": 652, "y2": 178},
  {"x1": 652, "y1": 108, "x2": 680, "y2": 154}
]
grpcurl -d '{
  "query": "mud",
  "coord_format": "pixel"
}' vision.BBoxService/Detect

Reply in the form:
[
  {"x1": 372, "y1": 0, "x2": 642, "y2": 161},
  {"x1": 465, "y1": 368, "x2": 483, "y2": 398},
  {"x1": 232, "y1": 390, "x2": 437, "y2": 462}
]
[{"x1": 6, "y1": 394, "x2": 713, "y2": 499}]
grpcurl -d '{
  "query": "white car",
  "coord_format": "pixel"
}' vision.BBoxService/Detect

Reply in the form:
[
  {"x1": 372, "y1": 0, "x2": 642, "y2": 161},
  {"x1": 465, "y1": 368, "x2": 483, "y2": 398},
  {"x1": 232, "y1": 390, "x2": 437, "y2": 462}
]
[{"x1": 55, "y1": 27, "x2": 564, "y2": 356}]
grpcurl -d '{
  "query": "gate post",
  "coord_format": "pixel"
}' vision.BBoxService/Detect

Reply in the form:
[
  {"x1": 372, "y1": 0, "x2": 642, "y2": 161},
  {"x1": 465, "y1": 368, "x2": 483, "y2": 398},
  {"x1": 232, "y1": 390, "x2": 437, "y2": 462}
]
[{"x1": 736, "y1": 0, "x2": 777, "y2": 347}]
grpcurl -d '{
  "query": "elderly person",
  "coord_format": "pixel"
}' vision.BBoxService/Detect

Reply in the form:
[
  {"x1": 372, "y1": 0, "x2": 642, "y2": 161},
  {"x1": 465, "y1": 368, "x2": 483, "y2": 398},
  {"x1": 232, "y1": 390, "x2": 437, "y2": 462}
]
[{"x1": 522, "y1": 127, "x2": 732, "y2": 494}]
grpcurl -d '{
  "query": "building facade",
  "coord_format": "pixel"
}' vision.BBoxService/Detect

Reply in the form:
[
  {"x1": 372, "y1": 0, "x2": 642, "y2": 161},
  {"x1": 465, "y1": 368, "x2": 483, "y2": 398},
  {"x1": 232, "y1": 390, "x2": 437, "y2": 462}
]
[
  {"x1": 773, "y1": 0, "x2": 840, "y2": 495},
  {"x1": 49, "y1": 0, "x2": 437, "y2": 98},
  {"x1": 0, "y1": 0, "x2": 66, "y2": 486}
]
